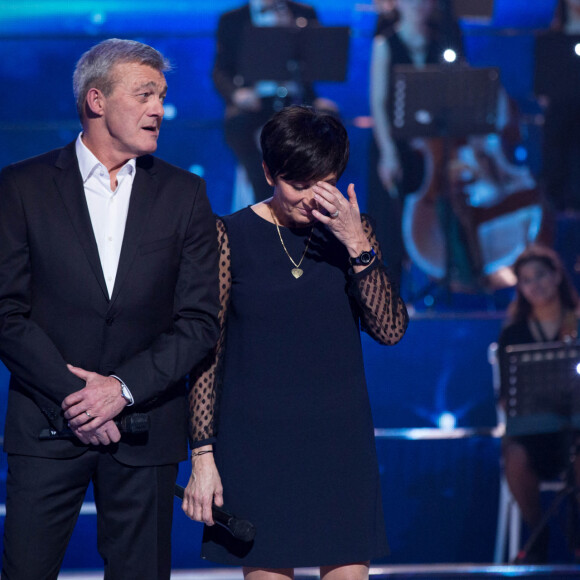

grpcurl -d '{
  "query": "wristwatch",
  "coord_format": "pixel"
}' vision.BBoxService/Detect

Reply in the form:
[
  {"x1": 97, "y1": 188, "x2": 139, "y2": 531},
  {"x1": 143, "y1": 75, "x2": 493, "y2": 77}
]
[
  {"x1": 349, "y1": 248, "x2": 376, "y2": 267},
  {"x1": 120, "y1": 384, "x2": 133, "y2": 404},
  {"x1": 111, "y1": 375, "x2": 134, "y2": 406}
]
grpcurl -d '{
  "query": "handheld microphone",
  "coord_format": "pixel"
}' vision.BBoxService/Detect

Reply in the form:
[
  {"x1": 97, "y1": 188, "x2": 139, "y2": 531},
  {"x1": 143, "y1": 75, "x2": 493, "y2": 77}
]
[
  {"x1": 175, "y1": 484, "x2": 256, "y2": 542},
  {"x1": 38, "y1": 413, "x2": 150, "y2": 440}
]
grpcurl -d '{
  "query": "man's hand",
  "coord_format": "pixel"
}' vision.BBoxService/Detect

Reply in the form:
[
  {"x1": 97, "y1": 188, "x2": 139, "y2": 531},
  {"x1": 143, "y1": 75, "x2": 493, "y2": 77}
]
[
  {"x1": 62, "y1": 365, "x2": 127, "y2": 439},
  {"x1": 70, "y1": 419, "x2": 122, "y2": 446}
]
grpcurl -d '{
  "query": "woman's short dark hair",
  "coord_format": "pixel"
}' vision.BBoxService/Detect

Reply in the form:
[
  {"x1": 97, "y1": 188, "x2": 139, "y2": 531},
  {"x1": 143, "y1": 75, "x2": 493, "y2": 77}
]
[
  {"x1": 260, "y1": 105, "x2": 349, "y2": 183},
  {"x1": 507, "y1": 244, "x2": 579, "y2": 323}
]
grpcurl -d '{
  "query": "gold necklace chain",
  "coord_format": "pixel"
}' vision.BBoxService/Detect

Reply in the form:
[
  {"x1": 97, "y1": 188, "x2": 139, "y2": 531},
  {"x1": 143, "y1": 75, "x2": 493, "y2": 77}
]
[{"x1": 269, "y1": 204, "x2": 314, "y2": 279}]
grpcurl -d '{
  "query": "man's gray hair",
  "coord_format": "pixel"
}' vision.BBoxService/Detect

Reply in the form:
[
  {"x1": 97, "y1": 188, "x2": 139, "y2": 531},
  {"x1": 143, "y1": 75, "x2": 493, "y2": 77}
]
[{"x1": 73, "y1": 38, "x2": 171, "y2": 119}]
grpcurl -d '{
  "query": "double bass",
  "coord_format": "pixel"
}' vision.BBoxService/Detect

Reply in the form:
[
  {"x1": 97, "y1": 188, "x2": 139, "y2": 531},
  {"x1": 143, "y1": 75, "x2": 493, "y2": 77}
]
[{"x1": 401, "y1": 126, "x2": 550, "y2": 290}]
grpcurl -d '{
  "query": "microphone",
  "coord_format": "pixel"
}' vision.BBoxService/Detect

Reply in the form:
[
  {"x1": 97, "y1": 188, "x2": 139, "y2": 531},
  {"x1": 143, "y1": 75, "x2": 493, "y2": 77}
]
[
  {"x1": 174, "y1": 484, "x2": 256, "y2": 542},
  {"x1": 38, "y1": 413, "x2": 150, "y2": 440}
]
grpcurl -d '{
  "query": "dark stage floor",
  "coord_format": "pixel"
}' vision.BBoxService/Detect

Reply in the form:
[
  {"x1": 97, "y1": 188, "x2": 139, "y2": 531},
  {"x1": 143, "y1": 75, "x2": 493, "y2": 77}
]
[{"x1": 58, "y1": 564, "x2": 580, "y2": 579}]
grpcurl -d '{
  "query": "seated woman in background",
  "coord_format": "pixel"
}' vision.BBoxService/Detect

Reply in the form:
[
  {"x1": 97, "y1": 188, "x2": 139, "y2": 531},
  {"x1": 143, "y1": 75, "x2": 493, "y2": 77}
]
[{"x1": 498, "y1": 244, "x2": 580, "y2": 563}]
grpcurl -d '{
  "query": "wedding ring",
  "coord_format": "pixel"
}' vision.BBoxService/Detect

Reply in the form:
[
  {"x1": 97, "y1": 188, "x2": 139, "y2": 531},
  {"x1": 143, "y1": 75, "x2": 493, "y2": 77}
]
[
  {"x1": 331, "y1": 210, "x2": 339, "y2": 218},
  {"x1": 85, "y1": 410, "x2": 92, "y2": 419}
]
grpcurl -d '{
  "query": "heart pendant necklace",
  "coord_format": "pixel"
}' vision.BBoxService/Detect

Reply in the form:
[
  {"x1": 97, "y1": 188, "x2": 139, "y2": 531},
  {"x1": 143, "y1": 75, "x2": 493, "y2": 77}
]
[{"x1": 269, "y1": 204, "x2": 313, "y2": 279}]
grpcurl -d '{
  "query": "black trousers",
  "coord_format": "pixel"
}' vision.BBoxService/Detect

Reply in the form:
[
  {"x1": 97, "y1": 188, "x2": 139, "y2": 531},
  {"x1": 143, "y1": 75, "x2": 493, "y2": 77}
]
[{"x1": 2, "y1": 451, "x2": 178, "y2": 580}]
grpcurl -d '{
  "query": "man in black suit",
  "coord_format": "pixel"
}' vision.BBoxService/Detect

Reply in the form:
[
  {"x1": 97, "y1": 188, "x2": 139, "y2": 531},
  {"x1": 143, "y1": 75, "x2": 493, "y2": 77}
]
[
  {"x1": 213, "y1": 0, "x2": 336, "y2": 203},
  {"x1": 0, "y1": 38, "x2": 220, "y2": 579}
]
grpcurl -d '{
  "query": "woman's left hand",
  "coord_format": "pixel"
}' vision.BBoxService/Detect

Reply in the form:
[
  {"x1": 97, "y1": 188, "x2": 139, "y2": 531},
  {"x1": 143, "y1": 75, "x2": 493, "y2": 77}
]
[
  {"x1": 311, "y1": 182, "x2": 370, "y2": 256},
  {"x1": 182, "y1": 451, "x2": 223, "y2": 525}
]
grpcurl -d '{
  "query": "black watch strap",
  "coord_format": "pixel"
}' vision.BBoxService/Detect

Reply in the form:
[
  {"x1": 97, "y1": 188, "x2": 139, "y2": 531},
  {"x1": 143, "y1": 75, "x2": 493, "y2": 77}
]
[{"x1": 349, "y1": 248, "x2": 376, "y2": 267}]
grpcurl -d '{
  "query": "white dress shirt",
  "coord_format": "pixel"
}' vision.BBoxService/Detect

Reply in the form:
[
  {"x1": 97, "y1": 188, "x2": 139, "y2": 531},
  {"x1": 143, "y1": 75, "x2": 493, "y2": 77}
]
[
  {"x1": 75, "y1": 134, "x2": 135, "y2": 298},
  {"x1": 75, "y1": 134, "x2": 135, "y2": 405}
]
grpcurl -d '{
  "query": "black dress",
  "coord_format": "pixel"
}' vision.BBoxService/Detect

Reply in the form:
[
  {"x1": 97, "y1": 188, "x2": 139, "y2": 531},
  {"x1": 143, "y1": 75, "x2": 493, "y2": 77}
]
[{"x1": 189, "y1": 207, "x2": 408, "y2": 568}]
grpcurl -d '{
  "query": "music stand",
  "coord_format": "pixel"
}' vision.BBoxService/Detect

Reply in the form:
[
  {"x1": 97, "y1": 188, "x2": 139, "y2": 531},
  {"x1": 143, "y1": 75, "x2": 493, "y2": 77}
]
[
  {"x1": 390, "y1": 65, "x2": 500, "y2": 139},
  {"x1": 238, "y1": 25, "x2": 350, "y2": 87},
  {"x1": 391, "y1": 65, "x2": 500, "y2": 294},
  {"x1": 534, "y1": 32, "x2": 580, "y2": 102},
  {"x1": 452, "y1": 0, "x2": 494, "y2": 20},
  {"x1": 504, "y1": 341, "x2": 580, "y2": 436},
  {"x1": 502, "y1": 340, "x2": 580, "y2": 561}
]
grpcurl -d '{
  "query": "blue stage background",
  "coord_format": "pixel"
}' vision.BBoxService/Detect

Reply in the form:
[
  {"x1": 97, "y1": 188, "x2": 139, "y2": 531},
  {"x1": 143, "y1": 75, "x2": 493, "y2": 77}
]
[{"x1": 0, "y1": 0, "x2": 572, "y2": 571}]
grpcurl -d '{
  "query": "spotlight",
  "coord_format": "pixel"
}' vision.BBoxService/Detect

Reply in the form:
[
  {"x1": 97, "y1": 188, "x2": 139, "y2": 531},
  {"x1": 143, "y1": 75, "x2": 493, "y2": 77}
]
[
  {"x1": 189, "y1": 164, "x2": 205, "y2": 177},
  {"x1": 576, "y1": 362, "x2": 580, "y2": 375},
  {"x1": 438, "y1": 412, "x2": 457, "y2": 430},
  {"x1": 514, "y1": 146, "x2": 528, "y2": 162},
  {"x1": 163, "y1": 103, "x2": 177, "y2": 121},
  {"x1": 443, "y1": 49, "x2": 457, "y2": 63},
  {"x1": 575, "y1": 43, "x2": 580, "y2": 57},
  {"x1": 90, "y1": 12, "x2": 105, "y2": 25}
]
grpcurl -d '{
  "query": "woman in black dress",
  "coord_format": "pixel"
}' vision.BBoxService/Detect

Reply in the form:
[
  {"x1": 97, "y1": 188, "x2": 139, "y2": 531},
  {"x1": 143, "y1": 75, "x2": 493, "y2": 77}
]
[
  {"x1": 181, "y1": 105, "x2": 409, "y2": 578},
  {"x1": 498, "y1": 244, "x2": 580, "y2": 563}
]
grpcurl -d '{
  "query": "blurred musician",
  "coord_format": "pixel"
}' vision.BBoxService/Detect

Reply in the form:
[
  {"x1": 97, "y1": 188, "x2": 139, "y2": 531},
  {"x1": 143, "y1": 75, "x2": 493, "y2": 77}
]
[
  {"x1": 368, "y1": 0, "x2": 463, "y2": 281},
  {"x1": 212, "y1": 0, "x2": 336, "y2": 203}
]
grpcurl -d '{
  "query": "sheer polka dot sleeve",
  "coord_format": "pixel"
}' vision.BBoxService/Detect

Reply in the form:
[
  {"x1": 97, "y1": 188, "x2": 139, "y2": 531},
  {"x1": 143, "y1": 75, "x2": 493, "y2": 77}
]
[
  {"x1": 347, "y1": 214, "x2": 409, "y2": 345},
  {"x1": 188, "y1": 217, "x2": 231, "y2": 448}
]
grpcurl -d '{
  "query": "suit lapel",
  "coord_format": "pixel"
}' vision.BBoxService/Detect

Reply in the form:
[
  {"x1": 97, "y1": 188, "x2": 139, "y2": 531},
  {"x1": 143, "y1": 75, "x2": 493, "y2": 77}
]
[
  {"x1": 54, "y1": 143, "x2": 110, "y2": 300},
  {"x1": 109, "y1": 155, "x2": 158, "y2": 306}
]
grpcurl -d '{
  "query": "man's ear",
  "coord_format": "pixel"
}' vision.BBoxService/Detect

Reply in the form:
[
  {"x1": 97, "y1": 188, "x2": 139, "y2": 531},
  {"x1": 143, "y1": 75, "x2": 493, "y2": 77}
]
[
  {"x1": 85, "y1": 88, "x2": 105, "y2": 116},
  {"x1": 262, "y1": 162, "x2": 276, "y2": 187}
]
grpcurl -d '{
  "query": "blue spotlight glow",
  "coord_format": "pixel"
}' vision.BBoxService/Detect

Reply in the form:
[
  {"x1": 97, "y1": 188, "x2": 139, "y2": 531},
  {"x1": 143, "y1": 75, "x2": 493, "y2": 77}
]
[
  {"x1": 514, "y1": 146, "x2": 528, "y2": 162},
  {"x1": 90, "y1": 12, "x2": 106, "y2": 25},
  {"x1": 163, "y1": 103, "x2": 177, "y2": 121},
  {"x1": 438, "y1": 412, "x2": 457, "y2": 430},
  {"x1": 575, "y1": 43, "x2": 580, "y2": 57},
  {"x1": 576, "y1": 362, "x2": 580, "y2": 375},
  {"x1": 189, "y1": 164, "x2": 205, "y2": 177}
]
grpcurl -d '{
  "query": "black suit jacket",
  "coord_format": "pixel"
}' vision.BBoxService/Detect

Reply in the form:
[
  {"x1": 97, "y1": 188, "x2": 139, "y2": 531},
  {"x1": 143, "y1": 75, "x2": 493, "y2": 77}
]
[
  {"x1": 212, "y1": 1, "x2": 319, "y2": 108},
  {"x1": 0, "y1": 142, "x2": 220, "y2": 466}
]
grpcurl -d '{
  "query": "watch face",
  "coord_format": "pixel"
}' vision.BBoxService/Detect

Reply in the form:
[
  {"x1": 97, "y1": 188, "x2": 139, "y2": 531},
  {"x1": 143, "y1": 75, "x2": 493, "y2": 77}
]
[{"x1": 360, "y1": 252, "x2": 372, "y2": 264}]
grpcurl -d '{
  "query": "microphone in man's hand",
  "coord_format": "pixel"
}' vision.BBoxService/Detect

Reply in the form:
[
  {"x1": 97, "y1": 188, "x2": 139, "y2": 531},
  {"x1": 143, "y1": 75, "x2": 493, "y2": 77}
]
[
  {"x1": 38, "y1": 413, "x2": 150, "y2": 440},
  {"x1": 174, "y1": 484, "x2": 256, "y2": 542}
]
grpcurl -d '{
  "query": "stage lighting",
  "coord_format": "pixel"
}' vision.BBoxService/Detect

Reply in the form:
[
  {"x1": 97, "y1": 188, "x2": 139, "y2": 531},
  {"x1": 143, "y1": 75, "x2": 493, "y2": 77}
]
[
  {"x1": 163, "y1": 103, "x2": 177, "y2": 120},
  {"x1": 188, "y1": 164, "x2": 205, "y2": 177},
  {"x1": 276, "y1": 86, "x2": 289, "y2": 98},
  {"x1": 443, "y1": 49, "x2": 457, "y2": 63},
  {"x1": 514, "y1": 145, "x2": 528, "y2": 162},
  {"x1": 438, "y1": 412, "x2": 457, "y2": 430},
  {"x1": 575, "y1": 43, "x2": 580, "y2": 57},
  {"x1": 90, "y1": 12, "x2": 105, "y2": 25}
]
